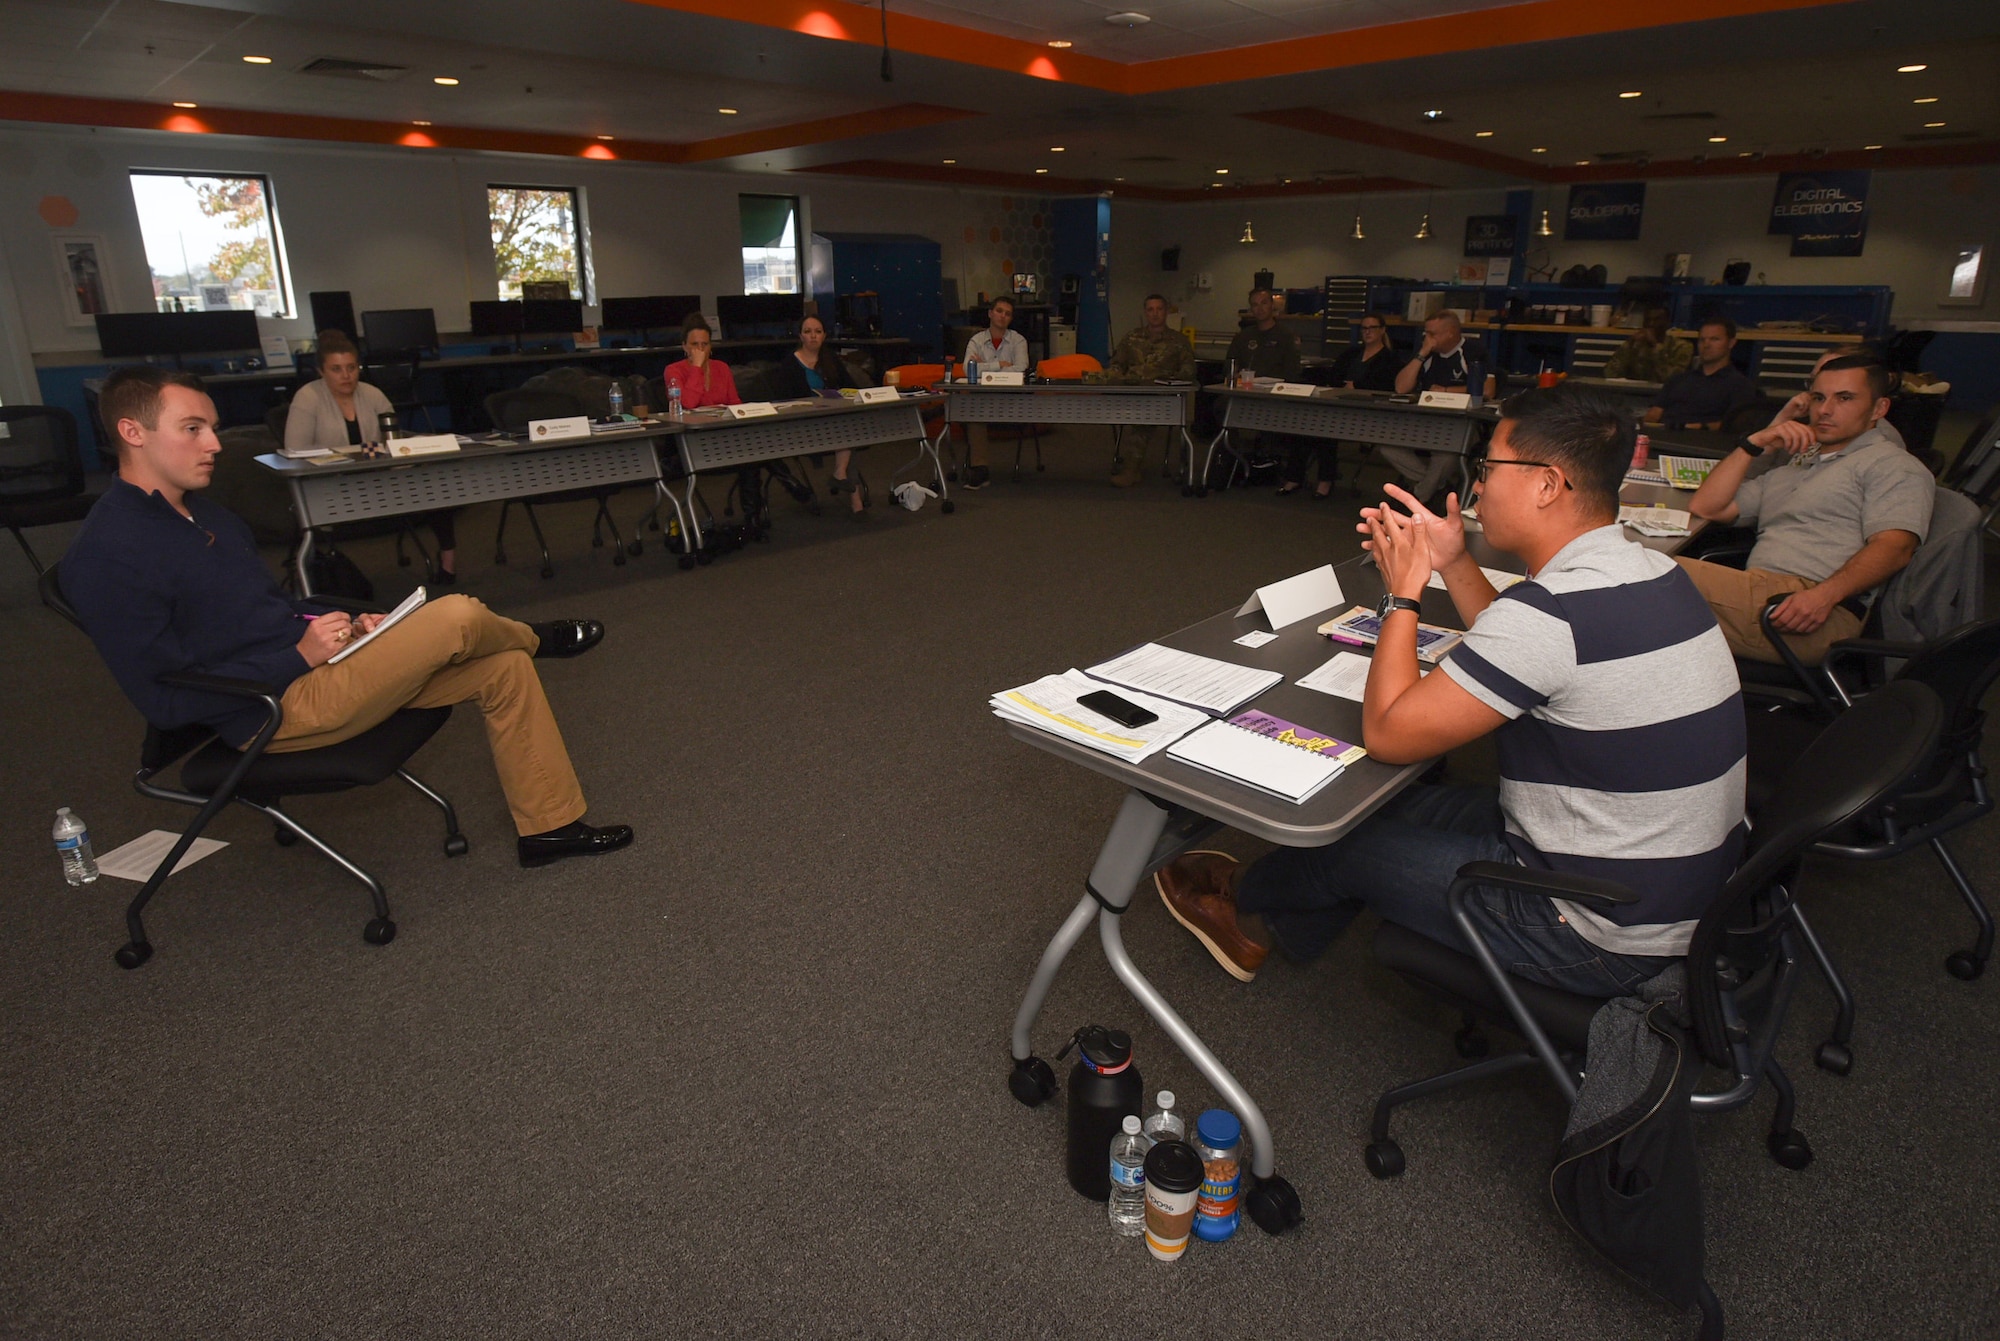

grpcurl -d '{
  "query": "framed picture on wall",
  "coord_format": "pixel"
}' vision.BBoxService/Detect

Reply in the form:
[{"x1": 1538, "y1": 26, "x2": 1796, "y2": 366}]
[{"x1": 51, "y1": 233, "x2": 115, "y2": 326}]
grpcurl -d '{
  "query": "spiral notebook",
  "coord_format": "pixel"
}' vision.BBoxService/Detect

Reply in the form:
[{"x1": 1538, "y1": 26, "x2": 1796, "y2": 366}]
[{"x1": 1166, "y1": 709, "x2": 1367, "y2": 804}]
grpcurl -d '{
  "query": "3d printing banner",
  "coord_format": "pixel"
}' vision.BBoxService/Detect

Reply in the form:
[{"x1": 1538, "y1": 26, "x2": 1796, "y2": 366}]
[
  {"x1": 1768, "y1": 170, "x2": 1871, "y2": 258},
  {"x1": 1564, "y1": 182, "x2": 1646, "y2": 241}
]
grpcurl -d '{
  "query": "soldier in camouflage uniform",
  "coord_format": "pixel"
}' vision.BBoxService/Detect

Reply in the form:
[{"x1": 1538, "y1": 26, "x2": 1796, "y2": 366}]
[
  {"x1": 1602, "y1": 307, "x2": 1694, "y2": 382},
  {"x1": 1096, "y1": 294, "x2": 1196, "y2": 486}
]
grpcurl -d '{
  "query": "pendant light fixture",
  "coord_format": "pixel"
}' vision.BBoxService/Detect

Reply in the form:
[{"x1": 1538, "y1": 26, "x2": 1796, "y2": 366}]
[
  {"x1": 1351, "y1": 213, "x2": 1365, "y2": 240},
  {"x1": 1537, "y1": 207, "x2": 1554, "y2": 237},
  {"x1": 1238, "y1": 221, "x2": 1255, "y2": 244},
  {"x1": 1414, "y1": 189, "x2": 1434, "y2": 240}
]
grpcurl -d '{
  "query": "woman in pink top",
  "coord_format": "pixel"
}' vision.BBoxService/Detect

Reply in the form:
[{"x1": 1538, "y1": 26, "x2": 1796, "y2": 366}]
[{"x1": 662, "y1": 317, "x2": 739, "y2": 409}]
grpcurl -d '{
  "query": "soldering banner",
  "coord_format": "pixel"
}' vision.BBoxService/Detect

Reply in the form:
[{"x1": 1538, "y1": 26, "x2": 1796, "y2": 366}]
[
  {"x1": 1768, "y1": 170, "x2": 1871, "y2": 257},
  {"x1": 1564, "y1": 183, "x2": 1646, "y2": 241}
]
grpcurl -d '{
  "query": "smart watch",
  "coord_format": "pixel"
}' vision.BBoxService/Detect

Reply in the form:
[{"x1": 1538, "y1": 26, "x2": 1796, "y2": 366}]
[
  {"x1": 1734, "y1": 434, "x2": 1767, "y2": 457},
  {"x1": 1376, "y1": 594, "x2": 1424, "y2": 621}
]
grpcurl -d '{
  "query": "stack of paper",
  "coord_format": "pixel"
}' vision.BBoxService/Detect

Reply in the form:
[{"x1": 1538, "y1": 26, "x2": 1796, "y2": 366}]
[
  {"x1": 1619, "y1": 504, "x2": 1692, "y2": 537},
  {"x1": 991, "y1": 670, "x2": 1207, "y2": 763},
  {"x1": 1084, "y1": 643, "x2": 1282, "y2": 715},
  {"x1": 1167, "y1": 710, "x2": 1367, "y2": 804}
]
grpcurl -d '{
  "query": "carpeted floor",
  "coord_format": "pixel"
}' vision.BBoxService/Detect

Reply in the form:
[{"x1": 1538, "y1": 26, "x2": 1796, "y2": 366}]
[{"x1": 3, "y1": 428, "x2": 1996, "y2": 1340}]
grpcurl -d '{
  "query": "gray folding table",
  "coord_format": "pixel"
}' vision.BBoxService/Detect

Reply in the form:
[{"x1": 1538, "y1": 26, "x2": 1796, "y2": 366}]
[
  {"x1": 936, "y1": 381, "x2": 1198, "y2": 483},
  {"x1": 1202, "y1": 386, "x2": 1493, "y2": 498}
]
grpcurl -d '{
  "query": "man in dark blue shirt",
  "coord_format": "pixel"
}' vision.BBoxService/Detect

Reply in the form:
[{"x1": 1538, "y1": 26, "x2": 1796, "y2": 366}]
[
  {"x1": 63, "y1": 367, "x2": 631, "y2": 868},
  {"x1": 1646, "y1": 317, "x2": 1758, "y2": 430}
]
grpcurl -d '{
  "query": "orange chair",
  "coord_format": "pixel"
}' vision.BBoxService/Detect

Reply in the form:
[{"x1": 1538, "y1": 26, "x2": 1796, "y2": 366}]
[
  {"x1": 1036, "y1": 353, "x2": 1102, "y2": 381},
  {"x1": 886, "y1": 362, "x2": 946, "y2": 391}
]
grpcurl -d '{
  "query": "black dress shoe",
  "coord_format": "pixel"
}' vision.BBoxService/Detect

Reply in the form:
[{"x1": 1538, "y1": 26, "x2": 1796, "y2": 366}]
[
  {"x1": 531, "y1": 619, "x2": 604, "y2": 658},
  {"x1": 517, "y1": 821, "x2": 634, "y2": 868}
]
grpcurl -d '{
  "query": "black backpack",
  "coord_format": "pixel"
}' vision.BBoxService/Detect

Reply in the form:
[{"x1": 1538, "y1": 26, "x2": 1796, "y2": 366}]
[{"x1": 303, "y1": 545, "x2": 374, "y2": 601}]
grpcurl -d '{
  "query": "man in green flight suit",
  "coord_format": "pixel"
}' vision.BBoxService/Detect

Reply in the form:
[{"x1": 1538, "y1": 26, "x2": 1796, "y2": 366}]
[
  {"x1": 1102, "y1": 293, "x2": 1196, "y2": 487},
  {"x1": 1602, "y1": 306, "x2": 1694, "y2": 382}
]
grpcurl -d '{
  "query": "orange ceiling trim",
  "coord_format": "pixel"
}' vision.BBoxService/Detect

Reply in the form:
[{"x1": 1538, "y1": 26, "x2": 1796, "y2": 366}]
[
  {"x1": 1245, "y1": 108, "x2": 1553, "y2": 180},
  {"x1": 0, "y1": 90, "x2": 969, "y2": 164},
  {"x1": 622, "y1": 0, "x2": 1128, "y2": 89},
  {"x1": 795, "y1": 159, "x2": 1430, "y2": 201},
  {"x1": 624, "y1": 0, "x2": 1855, "y2": 94}
]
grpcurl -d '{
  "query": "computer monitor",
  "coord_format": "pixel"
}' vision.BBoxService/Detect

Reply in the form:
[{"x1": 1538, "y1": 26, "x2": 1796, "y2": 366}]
[
  {"x1": 520, "y1": 298, "x2": 584, "y2": 334},
  {"x1": 94, "y1": 311, "x2": 262, "y2": 359},
  {"x1": 715, "y1": 292, "x2": 803, "y2": 337},
  {"x1": 309, "y1": 290, "x2": 357, "y2": 340},
  {"x1": 521, "y1": 280, "x2": 571, "y2": 302},
  {"x1": 600, "y1": 295, "x2": 703, "y2": 333},
  {"x1": 1011, "y1": 273, "x2": 1039, "y2": 297},
  {"x1": 469, "y1": 300, "x2": 524, "y2": 337},
  {"x1": 361, "y1": 308, "x2": 441, "y2": 357}
]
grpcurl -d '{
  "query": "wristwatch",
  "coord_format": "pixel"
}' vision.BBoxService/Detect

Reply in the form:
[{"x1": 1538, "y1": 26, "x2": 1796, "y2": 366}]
[
  {"x1": 1376, "y1": 594, "x2": 1424, "y2": 621},
  {"x1": 1734, "y1": 434, "x2": 1767, "y2": 457}
]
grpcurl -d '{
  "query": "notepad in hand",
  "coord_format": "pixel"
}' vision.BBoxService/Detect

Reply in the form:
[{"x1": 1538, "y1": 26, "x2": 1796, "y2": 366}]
[
  {"x1": 328, "y1": 586, "x2": 426, "y2": 664},
  {"x1": 1167, "y1": 710, "x2": 1366, "y2": 804}
]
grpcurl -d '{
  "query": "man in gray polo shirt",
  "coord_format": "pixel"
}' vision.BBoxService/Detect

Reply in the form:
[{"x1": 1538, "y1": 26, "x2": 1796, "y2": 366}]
[{"x1": 1682, "y1": 357, "x2": 1932, "y2": 664}]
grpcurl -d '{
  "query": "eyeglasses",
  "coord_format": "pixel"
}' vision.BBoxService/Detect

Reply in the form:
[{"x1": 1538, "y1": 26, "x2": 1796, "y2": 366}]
[{"x1": 1475, "y1": 456, "x2": 1573, "y2": 488}]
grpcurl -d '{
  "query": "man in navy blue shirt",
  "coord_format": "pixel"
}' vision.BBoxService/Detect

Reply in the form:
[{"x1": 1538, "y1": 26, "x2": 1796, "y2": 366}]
[{"x1": 63, "y1": 367, "x2": 631, "y2": 868}]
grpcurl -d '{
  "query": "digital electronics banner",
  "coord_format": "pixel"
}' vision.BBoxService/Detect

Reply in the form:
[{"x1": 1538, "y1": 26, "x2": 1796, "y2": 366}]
[
  {"x1": 1768, "y1": 170, "x2": 1870, "y2": 257},
  {"x1": 1564, "y1": 182, "x2": 1646, "y2": 241}
]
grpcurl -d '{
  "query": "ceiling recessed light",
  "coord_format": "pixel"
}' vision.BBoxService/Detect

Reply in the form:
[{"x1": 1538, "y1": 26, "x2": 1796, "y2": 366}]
[
  {"x1": 411, "y1": 119, "x2": 431, "y2": 126},
  {"x1": 1050, "y1": 146, "x2": 1065, "y2": 152},
  {"x1": 597, "y1": 134, "x2": 614, "y2": 141},
  {"x1": 1215, "y1": 167, "x2": 1228, "y2": 174},
  {"x1": 1474, "y1": 130, "x2": 1494, "y2": 137},
  {"x1": 1047, "y1": 39, "x2": 1072, "y2": 48},
  {"x1": 1113, "y1": 176, "x2": 1124, "y2": 181},
  {"x1": 1914, "y1": 96, "x2": 1939, "y2": 103},
  {"x1": 433, "y1": 76, "x2": 459, "y2": 85},
  {"x1": 1708, "y1": 135, "x2": 1728, "y2": 142},
  {"x1": 1864, "y1": 144, "x2": 1883, "y2": 150},
  {"x1": 1897, "y1": 63, "x2": 1927, "y2": 73},
  {"x1": 1531, "y1": 146, "x2": 1547, "y2": 153},
  {"x1": 942, "y1": 158, "x2": 956, "y2": 164},
  {"x1": 1924, "y1": 121, "x2": 1946, "y2": 127},
  {"x1": 172, "y1": 101, "x2": 197, "y2": 109},
  {"x1": 1738, "y1": 150, "x2": 1752, "y2": 157},
  {"x1": 1422, "y1": 109, "x2": 1444, "y2": 120},
  {"x1": 241, "y1": 54, "x2": 272, "y2": 64},
  {"x1": 1035, "y1": 168, "x2": 1048, "y2": 174},
  {"x1": 1574, "y1": 159, "x2": 1590, "y2": 165},
  {"x1": 1618, "y1": 90, "x2": 1642, "y2": 98},
  {"x1": 717, "y1": 107, "x2": 738, "y2": 115}
]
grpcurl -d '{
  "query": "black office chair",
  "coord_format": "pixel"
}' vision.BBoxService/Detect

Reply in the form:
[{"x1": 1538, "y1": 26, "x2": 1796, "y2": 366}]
[
  {"x1": 1, "y1": 406, "x2": 99, "y2": 577},
  {"x1": 483, "y1": 387, "x2": 629, "y2": 579},
  {"x1": 364, "y1": 355, "x2": 435, "y2": 432},
  {"x1": 41, "y1": 561, "x2": 469, "y2": 969},
  {"x1": 1365, "y1": 680, "x2": 1943, "y2": 1180}
]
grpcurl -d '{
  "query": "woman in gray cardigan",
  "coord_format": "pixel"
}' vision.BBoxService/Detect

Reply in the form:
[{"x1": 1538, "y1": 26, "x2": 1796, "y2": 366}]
[{"x1": 287, "y1": 329, "x2": 458, "y2": 583}]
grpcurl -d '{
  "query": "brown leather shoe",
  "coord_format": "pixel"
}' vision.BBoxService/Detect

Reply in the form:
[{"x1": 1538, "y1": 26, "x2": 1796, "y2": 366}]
[{"x1": 1155, "y1": 851, "x2": 1267, "y2": 982}]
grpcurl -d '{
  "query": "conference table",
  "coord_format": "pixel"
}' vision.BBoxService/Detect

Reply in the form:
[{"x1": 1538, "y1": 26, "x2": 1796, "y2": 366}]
[
  {"x1": 1202, "y1": 385, "x2": 1496, "y2": 497},
  {"x1": 256, "y1": 421, "x2": 673, "y2": 596},
  {"x1": 934, "y1": 380, "x2": 1200, "y2": 483},
  {"x1": 1003, "y1": 476, "x2": 1700, "y2": 1230}
]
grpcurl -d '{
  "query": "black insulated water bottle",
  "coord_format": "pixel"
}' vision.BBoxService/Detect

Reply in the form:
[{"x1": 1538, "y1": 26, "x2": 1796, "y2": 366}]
[{"x1": 1060, "y1": 1025, "x2": 1144, "y2": 1201}]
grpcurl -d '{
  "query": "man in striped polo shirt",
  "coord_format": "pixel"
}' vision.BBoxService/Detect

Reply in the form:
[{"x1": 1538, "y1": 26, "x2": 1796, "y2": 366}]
[{"x1": 1157, "y1": 386, "x2": 1746, "y2": 995}]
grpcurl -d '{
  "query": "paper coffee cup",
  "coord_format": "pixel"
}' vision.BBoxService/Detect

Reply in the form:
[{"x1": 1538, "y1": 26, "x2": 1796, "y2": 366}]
[{"x1": 1141, "y1": 1139, "x2": 1205, "y2": 1262}]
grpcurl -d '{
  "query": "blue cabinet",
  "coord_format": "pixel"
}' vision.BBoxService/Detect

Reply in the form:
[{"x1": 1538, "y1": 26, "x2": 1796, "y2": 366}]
[{"x1": 808, "y1": 232, "x2": 944, "y2": 359}]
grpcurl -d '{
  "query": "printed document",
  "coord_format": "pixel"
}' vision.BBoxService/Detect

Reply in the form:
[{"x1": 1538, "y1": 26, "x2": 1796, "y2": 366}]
[
  {"x1": 328, "y1": 586, "x2": 427, "y2": 664},
  {"x1": 95, "y1": 830, "x2": 228, "y2": 881},
  {"x1": 991, "y1": 670, "x2": 1206, "y2": 763},
  {"x1": 1084, "y1": 643, "x2": 1282, "y2": 716}
]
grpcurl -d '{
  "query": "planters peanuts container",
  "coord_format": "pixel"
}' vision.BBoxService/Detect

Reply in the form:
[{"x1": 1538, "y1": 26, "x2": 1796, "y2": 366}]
[
  {"x1": 1062, "y1": 1025, "x2": 1143, "y2": 1201},
  {"x1": 1193, "y1": 1109, "x2": 1244, "y2": 1242}
]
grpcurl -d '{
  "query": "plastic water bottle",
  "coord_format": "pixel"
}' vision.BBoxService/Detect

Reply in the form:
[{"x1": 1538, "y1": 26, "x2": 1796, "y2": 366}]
[
  {"x1": 1108, "y1": 1115, "x2": 1148, "y2": 1236},
  {"x1": 968, "y1": 357, "x2": 981, "y2": 385},
  {"x1": 1142, "y1": 1090, "x2": 1186, "y2": 1148},
  {"x1": 53, "y1": 808, "x2": 98, "y2": 885},
  {"x1": 607, "y1": 382, "x2": 625, "y2": 418},
  {"x1": 668, "y1": 381, "x2": 683, "y2": 419}
]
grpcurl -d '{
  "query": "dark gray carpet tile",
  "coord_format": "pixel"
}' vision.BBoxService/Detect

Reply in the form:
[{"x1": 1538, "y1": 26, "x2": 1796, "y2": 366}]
[{"x1": 3, "y1": 429, "x2": 1996, "y2": 1340}]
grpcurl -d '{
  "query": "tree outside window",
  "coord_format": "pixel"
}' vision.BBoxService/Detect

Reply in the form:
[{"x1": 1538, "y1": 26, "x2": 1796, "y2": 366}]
[
  {"x1": 489, "y1": 186, "x2": 586, "y2": 301},
  {"x1": 129, "y1": 171, "x2": 293, "y2": 316}
]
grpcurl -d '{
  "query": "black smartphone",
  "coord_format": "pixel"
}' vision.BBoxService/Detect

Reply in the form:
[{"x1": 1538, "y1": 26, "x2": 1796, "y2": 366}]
[{"x1": 1079, "y1": 689, "x2": 1158, "y2": 728}]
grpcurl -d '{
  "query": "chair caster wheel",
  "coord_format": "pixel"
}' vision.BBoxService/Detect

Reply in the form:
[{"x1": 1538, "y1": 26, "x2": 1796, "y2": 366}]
[
  {"x1": 1007, "y1": 1056, "x2": 1058, "y2": 1107},
  {"x1": 444, "y1": 834, "x2": 470, "y2": 858},
  {"x1": 494, "y1": 552, "x2": 508, "y2": 566},
  {"x1": 678, "y1": 555, "x2": 697, "y2": 570},
  {"x1": 363, "y1": 918, "x2": 397, "y2": 946},
  {"x1": 539, "y1": 565, "x2": 555, "y2": 579},
  {"x1": 649, "y1": 518, "x2": 662, "y2": 533},
  {"x1": 1037, "y1": 463, "x2": 1047, "y2": 472},
  {"x1": 1946, "y1": 950, "x2": 1985, "y2": 980},
  {"x1": 1246, "y1": 1174, "x2": 1303, "y2": 1233},
  {"x1": 1766, "y1": 1129, "x2": 1813, "y2": 1170},
  {"x1": 114, "y1": 940, "x2": 153, "y2": 970},
  {"x1": 627, "y1": 541, "x2": 644, "y2": 557},
  {"x1": 613, "y1": 552, "x2": 627, "y2": 567},
  {"x1": 1364, "y1": 1140, "x2": 1405, "y2": 1179},
  {"x1": 942, "y1": 500, "x2": 956, "y2": 515},
  {"x1": 1453, "y1": 1026, "x2": 1489, "y2": 1059},
  {"x1": 1815, "y1": 1041, "x2": 1852, "y2": 1075},
  {"x1": 274, "y1": 825, "x2": 299, "y2": 847},
  {"x1": 397, "y1": 555, "x2": 412, "y2": 568}
]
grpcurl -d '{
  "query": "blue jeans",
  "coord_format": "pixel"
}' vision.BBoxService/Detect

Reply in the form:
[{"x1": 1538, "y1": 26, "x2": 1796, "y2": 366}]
[{"x1": 1234, "y1": 784, "x2": 1673, "y2": 998}]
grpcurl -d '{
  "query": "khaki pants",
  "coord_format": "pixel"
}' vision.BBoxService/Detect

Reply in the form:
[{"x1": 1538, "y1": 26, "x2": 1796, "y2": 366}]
[
  {"x1": 1674, "y1": 559, "x2": 1863, "y2": 666},
  {"x1": 1376, "y1": 445, "x2": 1458, "y2": 499},
  {"x1": 967, "y1": 422, "x2": 990, "y2": 468},
  {"x1": 265, "y1": 594, "x2": 587, "y2": 835}
]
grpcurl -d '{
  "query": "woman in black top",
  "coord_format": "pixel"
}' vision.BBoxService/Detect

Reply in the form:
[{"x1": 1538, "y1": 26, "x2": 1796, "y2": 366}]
[
  {"x1": 765, "y1": 315, "x2": 864, "y2": 517},
  {"x1": 1278, "y1": 313, "x2": 1407, "y2": 500}
]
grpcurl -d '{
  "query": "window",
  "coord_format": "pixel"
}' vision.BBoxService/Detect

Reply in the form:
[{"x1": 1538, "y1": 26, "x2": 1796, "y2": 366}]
[
  {"x1": 740, "y1": 194, "x2": 801, "y2": 295},
  {"x1": 129, "y1": 170, "x2": 293, "y2": 317},
  {"x1": 488, "y1": 186, "x2": 588, "y2": 301},
  {"x1": 1944, "y1": 243, "x2": 1988, "y2": 306}
]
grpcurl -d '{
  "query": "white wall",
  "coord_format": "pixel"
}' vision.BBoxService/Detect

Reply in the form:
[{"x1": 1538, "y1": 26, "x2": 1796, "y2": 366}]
[
  {"x1": 0, "y1": 121, "x2": 1052, "y2": 370},
  {"x1": 1109, "y1": 166, "x2": 2000, "y2": 336}
]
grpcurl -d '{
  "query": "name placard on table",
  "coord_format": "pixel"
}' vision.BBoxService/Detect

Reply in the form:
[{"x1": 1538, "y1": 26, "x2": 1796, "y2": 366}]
[
  {"x1": 1418, "y1": 390, "x2": 1473, "y2": 410},
  {"x1": 528, "y1": 416, "x2": 591, "y2": 441},
  {"x1": 1270, "y1": 382, "x2": 1318, "y2": 397},
  {"x1": 855, "y1": 385, "x2": 901, "y2": 403},
  {"x1": 978, "y1": 370, "x2": 1025, "y2": 386},
  {"x1": 386, "y1": 433, "x2": 461, "y2": 457}
]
